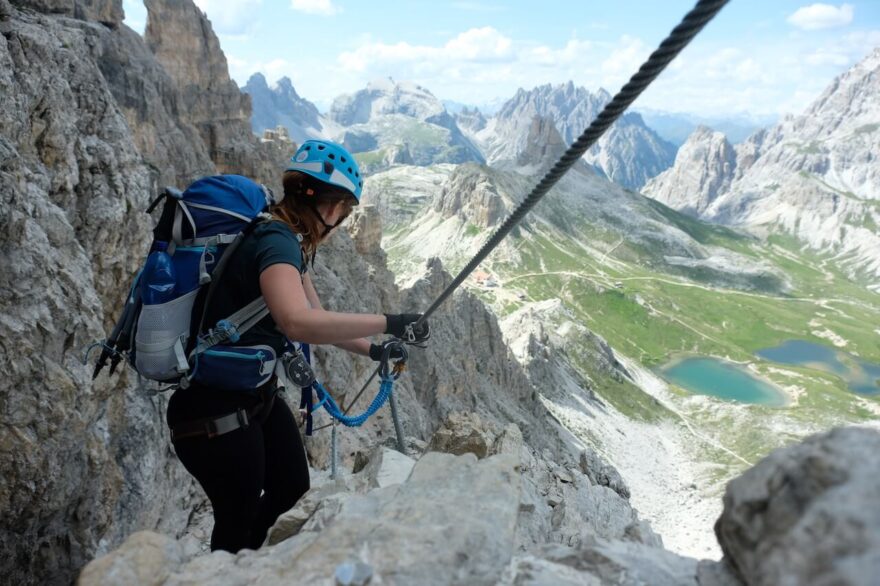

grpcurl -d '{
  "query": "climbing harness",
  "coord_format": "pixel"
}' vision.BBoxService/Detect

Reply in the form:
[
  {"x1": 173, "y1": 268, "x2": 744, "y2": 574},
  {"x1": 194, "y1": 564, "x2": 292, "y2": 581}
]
[{"x1": 169, "y1": 384, "x2": 277, "y2": 441}]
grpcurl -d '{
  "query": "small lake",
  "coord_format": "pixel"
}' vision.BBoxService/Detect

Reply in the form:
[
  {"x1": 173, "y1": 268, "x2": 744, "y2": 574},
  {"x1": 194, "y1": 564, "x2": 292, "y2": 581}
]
[
  {"x1": 661, "y1": 357, "x2": 787, "y2": 406},
  {"x1": 756, "y1": 340, "x2": 880, "y2": 395}
]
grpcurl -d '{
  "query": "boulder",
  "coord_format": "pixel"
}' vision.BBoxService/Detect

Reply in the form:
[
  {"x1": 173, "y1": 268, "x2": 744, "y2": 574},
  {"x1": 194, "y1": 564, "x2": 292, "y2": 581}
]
[
  {"x1": 77, "y1": 531, "x2": 186, "y2": 586},
  {"x1": 715, "y1": 427, "x2": 880, "y2": 586},
  {"x1": 502, "y1": 538, "x2": 699, "y2": 586},
  {"x1": 81, "y1": 452, "x2": 523, "y2": 585},
  {"x1": 359, "y1": 446, "x2": 416, "y2": 489},
  {"x1": 429, "y1": 411, "x2": 497, "y2": 458}
]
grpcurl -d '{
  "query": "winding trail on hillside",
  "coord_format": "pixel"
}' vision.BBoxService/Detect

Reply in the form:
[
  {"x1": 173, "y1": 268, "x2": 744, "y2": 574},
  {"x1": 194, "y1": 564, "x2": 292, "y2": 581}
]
[{"x1": 503, "y1": 269, "x2": 874, "y2": 310}]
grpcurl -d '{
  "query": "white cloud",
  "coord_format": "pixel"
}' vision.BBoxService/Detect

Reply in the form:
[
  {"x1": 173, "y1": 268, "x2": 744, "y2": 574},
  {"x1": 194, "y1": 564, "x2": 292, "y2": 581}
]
[
  {"x1": 600, "y1": 35, "x2": 649, "y2": 87},
  {"x1": 787, "y1": 3, "x2": 854, "y2": 31},
  {"x1": 230, "y1": 20, "x2": 877, "y2": 119},
  {"x1": 445, "y1": 27, "x2": 513, "y2": 60},
  {"x1": 291, "y1": 0, "x2": 340, "y2": 16},
  {"x1": 339, "y1": 27, "x2": 516, "y2": 73},
  {"x1": 193, "y1": 0, "x2": 262, "y2": 36}
]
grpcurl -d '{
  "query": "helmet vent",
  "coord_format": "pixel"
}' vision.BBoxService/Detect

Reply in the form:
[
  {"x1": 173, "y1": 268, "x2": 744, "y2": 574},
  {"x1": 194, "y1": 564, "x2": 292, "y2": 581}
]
[
  {"x1": 341, "y1": 156, "x2": 347, "y2": 163},
  {"x1": 328, "y1": 153, "x2": 335, "y2": 160},
  {"x1": 305, "y1": 145, "x2": 311, "y2": 151},
  {"x1": 317, "y1": 144, "x2": 326, "y2": 150},
  {"x1": 324, "y1": 162, "x2": 334, "y2": 174}
]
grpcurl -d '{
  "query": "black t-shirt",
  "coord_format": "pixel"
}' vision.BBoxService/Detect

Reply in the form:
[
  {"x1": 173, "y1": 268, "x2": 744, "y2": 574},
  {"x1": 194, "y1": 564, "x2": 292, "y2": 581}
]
[{"x1": 203, "y1": 220, "x2": 306, "y2": 356}]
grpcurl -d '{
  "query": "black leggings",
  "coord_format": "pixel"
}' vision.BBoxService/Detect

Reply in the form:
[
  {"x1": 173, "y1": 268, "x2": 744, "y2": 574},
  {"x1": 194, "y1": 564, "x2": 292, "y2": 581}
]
[{"x1": 169, "y1": 394, "x2": 310, "y2": 552}]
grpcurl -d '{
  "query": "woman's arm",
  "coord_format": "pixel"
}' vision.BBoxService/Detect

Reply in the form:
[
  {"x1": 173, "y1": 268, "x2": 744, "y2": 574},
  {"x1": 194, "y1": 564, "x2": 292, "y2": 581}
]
[
  {"x1": 302, "y1": 272, "x2": 372, "y2": 357},
  {"x1": 261, "y1": 264, "x2": 386, "y2": 344}
]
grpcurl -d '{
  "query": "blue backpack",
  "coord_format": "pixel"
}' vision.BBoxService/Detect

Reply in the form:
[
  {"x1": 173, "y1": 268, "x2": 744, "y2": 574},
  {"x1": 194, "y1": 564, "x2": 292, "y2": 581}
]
[{"x1": 93, "y1": 174, "x2": 283, "y2": 390}]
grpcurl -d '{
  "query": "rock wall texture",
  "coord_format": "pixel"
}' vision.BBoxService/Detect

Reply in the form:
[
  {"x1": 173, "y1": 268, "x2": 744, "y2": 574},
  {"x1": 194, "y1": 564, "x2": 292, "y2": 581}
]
[
  {"x1": 0, "y1": 0, "x2": 291, "y2": 583},
  {"x1": 79, "y1": 427, "x2": 880, "y2": 586},
  {"x1": 716, "y1": 427, "x2": 880, "y2": 586},
  {"x1": 0, "y1": 2, "x2": 195, "y2": 583}
]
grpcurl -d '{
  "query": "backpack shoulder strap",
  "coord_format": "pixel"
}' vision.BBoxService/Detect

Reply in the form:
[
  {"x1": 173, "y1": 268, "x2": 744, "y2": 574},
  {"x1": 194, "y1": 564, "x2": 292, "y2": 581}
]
[{"x1": 187, "y1": 216, "x2": 270, "y2": 351}]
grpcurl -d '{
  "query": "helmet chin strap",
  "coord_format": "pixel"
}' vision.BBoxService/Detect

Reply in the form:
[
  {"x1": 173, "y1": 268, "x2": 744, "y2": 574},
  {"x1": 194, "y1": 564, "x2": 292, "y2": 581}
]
[{"x1": 306, "y1": 203, "x2": 346, "y2": 238}]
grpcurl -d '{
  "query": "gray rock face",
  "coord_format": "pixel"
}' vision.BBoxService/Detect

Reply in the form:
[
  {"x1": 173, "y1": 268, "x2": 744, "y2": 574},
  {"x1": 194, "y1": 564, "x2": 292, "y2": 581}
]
[
  {"x1": 502, "y1": 540, "x2": 700, "y2": 586},
  {"x1": 0, "y1": 6, "x2": 202, "y2": 584},
  {"x1": 480, "y1": 82, "x2": 676, "y2": 190},
  {"x1": 0, "y1": 0, "x2": 293, "y2": 583},
  {"x1": 432, "y1": 162, "x2": 508, "y2": 227},
  {"x1": 243, "y1": 73, "x2": 328, "y2": 144},
  {"x1": 715, "y1": 427, "x2": 880, "y2": 586},
  {"x1": 144, "y1": 0, "x2": 288, "y2": 190},
  {"x1": 455, "y1": 105, "x2": 488, "y2": 134},
  {"x1": 644, "y1": 49, "x2": 880, "y2": 279},
  {"x1": 327, "y1": 77, "x2": 484, "y2": 172},
  {"x1": 13, "y1": 0, "x2": 123, "y2": 26},
  {"x1": 643, "y1": 125, "x2": 737, "y2": 215}
]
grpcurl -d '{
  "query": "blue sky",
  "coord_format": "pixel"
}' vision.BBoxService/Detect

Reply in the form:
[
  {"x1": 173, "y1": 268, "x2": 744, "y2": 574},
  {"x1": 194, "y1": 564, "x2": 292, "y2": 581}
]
[{"x1": 123, "y1": 1, "x2": 880, "y2": 116}]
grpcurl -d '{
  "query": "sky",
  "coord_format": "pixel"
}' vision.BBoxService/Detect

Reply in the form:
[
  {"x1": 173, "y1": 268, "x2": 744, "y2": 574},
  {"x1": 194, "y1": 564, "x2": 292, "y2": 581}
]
[{"x1": 123, "y1": 0, "x2": 880, "y2": 117}]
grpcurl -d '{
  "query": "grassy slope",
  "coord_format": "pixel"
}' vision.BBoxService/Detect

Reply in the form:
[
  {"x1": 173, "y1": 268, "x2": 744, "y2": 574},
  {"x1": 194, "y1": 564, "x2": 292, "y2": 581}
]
[{"x1": 378, "y1": 168, "x2": 880, "y2": 484}]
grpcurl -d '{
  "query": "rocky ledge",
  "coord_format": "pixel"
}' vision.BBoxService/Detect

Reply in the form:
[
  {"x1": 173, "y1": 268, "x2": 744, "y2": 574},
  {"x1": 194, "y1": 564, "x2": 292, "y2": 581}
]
[{"x1": 79, "y1": 426, "x2": 880, "y2": 585}]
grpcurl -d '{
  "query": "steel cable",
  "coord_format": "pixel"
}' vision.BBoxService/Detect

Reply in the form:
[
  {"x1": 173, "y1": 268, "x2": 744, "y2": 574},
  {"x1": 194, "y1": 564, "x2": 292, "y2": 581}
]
[
  {"x1": 418, "y1": 0, "x2": 730, "y2": 324},
  {"x1": 328, "y1": 0, "x2": 729, "y2": 436}
]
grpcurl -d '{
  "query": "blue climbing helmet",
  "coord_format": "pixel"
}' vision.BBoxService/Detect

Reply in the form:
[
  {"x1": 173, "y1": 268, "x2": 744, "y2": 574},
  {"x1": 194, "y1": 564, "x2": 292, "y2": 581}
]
[{"x1": 286, "y1": 140, "x2": 363, "y2": 203}]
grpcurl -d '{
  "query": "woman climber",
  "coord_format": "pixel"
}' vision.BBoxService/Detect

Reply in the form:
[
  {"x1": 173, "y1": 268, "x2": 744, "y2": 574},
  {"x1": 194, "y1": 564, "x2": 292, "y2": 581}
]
[{"x1": 165, "y1": 140, "x2": 430, "y2": 553}]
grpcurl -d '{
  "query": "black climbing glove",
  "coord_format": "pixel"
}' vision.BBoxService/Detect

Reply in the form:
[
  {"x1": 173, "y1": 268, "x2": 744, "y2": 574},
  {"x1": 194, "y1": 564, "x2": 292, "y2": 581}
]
[
  {"x1": 384, "y1": 313, "x2": 430, "y2": 344},
  {"x1": 369, "y1": 343, "x2": 406, "y2": 362}
]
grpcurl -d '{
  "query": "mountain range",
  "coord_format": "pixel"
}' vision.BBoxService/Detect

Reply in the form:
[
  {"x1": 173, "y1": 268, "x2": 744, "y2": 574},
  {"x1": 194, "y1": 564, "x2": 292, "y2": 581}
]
[
  {"x1": 644, "y1": 47, "x2": 880, "y2": 283},
  {"x1": 244, "y1": 78, "x2": 676, "y2": 190}
]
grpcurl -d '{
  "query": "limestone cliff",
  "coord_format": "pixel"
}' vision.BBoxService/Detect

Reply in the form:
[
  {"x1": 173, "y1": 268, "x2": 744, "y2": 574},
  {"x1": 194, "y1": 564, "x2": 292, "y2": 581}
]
[
  {"x1": 643, "y1": 125, "x2": 737, "y2": 216},
  {"x1": 0, "y1": 0, "x2": 288, "y2": 583},
  {"x1": 478, "y1": 82, "x2": 676, "y2": 190},
  {"x1": 643, "y1": 49, "x2": 880, "y2": 280},
  {"x1": 143, "y1": 0, "x2": 287, "y2": 190}
]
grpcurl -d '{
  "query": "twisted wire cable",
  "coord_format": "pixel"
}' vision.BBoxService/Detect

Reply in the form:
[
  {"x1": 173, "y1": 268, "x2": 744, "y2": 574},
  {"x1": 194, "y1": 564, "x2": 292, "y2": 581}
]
[{"x1": 419, "y1": 0, "x2": 730, "y2": 323}]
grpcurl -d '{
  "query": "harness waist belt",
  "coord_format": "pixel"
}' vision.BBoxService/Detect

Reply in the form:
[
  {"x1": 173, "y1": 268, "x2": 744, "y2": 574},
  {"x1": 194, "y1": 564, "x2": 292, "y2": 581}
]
[
  {"x1": 170, "y1": 390, "x2": 277, "y2": 441},
  {"x1": 171, "y1": 408, "x2": 252, "y2": 441}
]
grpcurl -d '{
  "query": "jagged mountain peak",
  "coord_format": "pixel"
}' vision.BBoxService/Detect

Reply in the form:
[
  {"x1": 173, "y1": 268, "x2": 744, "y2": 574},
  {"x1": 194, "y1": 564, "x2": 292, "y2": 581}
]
[
  {"x1": 246, "y1": 72, "x2": 268, "y2": 88},
  {"x1": 330, "y1": 77, "x2": 446, "y2": 126},
  {"x1": 275, "y1": 76, "x2": 296, "y2": 92},
  {"x1": 242, "y1": 73, "x2": 326, "y2": 143},
  {"x1": 643, "y1": 124, "x2": 736, "y2": 215},
  {"x1": 497, "y1": 82, "x2": 610, "y2": 121},
  {"x1": 274, "y1": 76, "x2": 305, "y2": 102},
  {"x1": 479, "y1": 81, "x2": 675, "y2": 189},
  {"x1": 644, "y1": 47, "x2": 880, "y2": 278}
]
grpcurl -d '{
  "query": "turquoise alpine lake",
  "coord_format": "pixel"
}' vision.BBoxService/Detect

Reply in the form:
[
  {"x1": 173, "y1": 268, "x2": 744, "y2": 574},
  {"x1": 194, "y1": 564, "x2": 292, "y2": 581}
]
[
  {"x1": 756, "y1": 340, "x2": 880, "y2": 395},
  {"x1": 661, "y1": 357, "x2": 787, "y2": 406}
]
